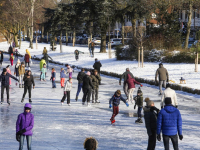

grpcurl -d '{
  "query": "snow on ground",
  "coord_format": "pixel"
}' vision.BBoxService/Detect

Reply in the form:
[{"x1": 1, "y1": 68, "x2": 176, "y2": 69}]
[
  {"x1": 1, "y1": 41, "x2": 200, "y2": 90},
  {"x1": 0, "y1": 54, "x2": 200, "y2": 149}
]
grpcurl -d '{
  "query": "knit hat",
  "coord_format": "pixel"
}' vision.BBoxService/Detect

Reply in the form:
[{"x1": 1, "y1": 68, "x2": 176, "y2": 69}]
[
  {"x1": 84, "y1": 137, "x2": 98, "y2": 150},
  {"x1": 126, "y1": 68, "x2": 129, "y2": 71},
  {"x1": 165, "y1": 97, "x2": 172, "y2": 105},
  {"x1": 6, "y1": 65, "x2": 10, "y2": 68},
  {"x1": 86, "y1": 71, "x2": 91, "y2": 76},
  {"x1": 137, "y1": 87, "x2": 142, "y2": 94},
  {"x1": 17, "y1": 59, "x2": 21, "y2": 63},
  {"x1": 116, "y1": 90, "x2": 121, "y2": 95},
  {"x1": 3, "y1": 68, "x2": 7, "y2": 73}
]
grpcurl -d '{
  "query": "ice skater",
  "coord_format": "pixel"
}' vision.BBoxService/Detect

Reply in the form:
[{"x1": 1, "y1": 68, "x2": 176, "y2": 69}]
[
  {"x1": 16, "y1": 103, "x2": 34, "y2": 150},
  {"x1": 75, "y1": 68, "x2": 85, "y2": 101},
  {"x1": 40, "y1": 64, "x2": 47, "y2": 81},
  {"x1": 66, "y1": 65, "x2": 73, "y2": 78},
  {"x1": 6, "y1": 65, "x2": 12, "y2": 86},
  {"x1": 60, "y1": 68, "x2": 66, "y2": 88},
  {"x1": 61, "y1": 78, "x2": 73, "y2": 106},
  {"x1": 74, "y1": 49, "x2": 84, "y2": 61},
  {"x1": 14, "y1": 59, "x2": 21, "y2": 86},
  {"x1": 19, "y1": 62, "x2": 25, "y2": 88},
  {"x1": 91, "y1": 69, "x2": 101, "y2": 103},
  {"x1": 0, "y1": 51, "x2": 3, "y2": 69},
  {"x1": 134, "y1": 87, "x2": 144, "y2": 123},
  {"x1": 50, "y1": 68, "x2": 56, "y2": 88},
  {"x1": 109, "y1": 90, "x2": 129, "y2": 124}
]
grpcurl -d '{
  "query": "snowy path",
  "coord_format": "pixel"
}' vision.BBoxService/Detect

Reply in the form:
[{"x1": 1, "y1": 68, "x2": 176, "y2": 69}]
[{"x1": 0, "y1": 55, "x2": 200, "y2": 150}]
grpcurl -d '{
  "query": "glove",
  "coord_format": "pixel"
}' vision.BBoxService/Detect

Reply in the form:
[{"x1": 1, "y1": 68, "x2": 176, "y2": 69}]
[
  {"x1": 157, "y1": 134, "x2": 161, "y2": 141},
  {"x1": 140, "y1": 84, "x2": 143, "y2": 87},
  {"x1": 175, "y1": 105, "x2": 178, "y2": 108},
  {"x1": 64, "y1": 91, "x2": 66, "y2": 95},
  {"x1": 16, "y1": 133, "x2": 20, "y2": 142},
  {"x1": 109, "y1": 104, "x2": 112, "y2": 108},
  {"x1": 161, "y1": 106, "x2": 163, "y2": 109},
  {"x1": 179, "y1": 135, "x2": 183, "y2": 140},
  {"x1": 126, "y1": 103, "x2": 129, "y2": 107},
  {"x1": 17, "y1": 129, "x2": 26, "y2": 135}
]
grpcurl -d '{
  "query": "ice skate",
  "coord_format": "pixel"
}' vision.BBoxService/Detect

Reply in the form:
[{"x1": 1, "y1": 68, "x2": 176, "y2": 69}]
[
  {"x1": 68, "y1": 103, "x2": 71, "y2": 106},
  {"x1": 135, "y1": 118, "x2": 143, "y2": 124},
  {"x1": 75, "y1": 96, "x2": 78, "y2": 101},
  {"x1": 82, "y1": 102, "x2": 85, "y2": 105},
  {"x1": 87, "y1": 102, "x2": 91, "y2": 107},
  {"x1": 21, "y1": 98, "x2": 24, "y2": 103},
  {"x1": 92, "y1": 100, "x2": 95, "y2": 103},
  {"x1": 61, "y1": 102, "x2": 63, "y2": 105},
  {"x1": 16, "y1": 82, "x2": 18, "y2": 86},
  {"x1": 19, "y1": 84, "x2": 22, "y2": 88},
  {"x1": 29, "y1": 99, "x2": 32, "y2": 103},
  {"x1": 22, "y1": 84, "x2": 24, "y2": 88},
  {"x1": 95, "y1": 100, "x2": 100, "y2": 103},
  {"x1": 7, "y1": 102, "x2": 10, "y2": 106}
]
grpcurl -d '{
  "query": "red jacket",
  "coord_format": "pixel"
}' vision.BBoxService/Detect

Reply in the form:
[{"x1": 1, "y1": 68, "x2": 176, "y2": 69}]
[
  {"x1": 24, "y1": 54, "x2": 30, "y2": 63},
  {"x1": 124, "y1": 74, "x2": 140, "y2": 89}
]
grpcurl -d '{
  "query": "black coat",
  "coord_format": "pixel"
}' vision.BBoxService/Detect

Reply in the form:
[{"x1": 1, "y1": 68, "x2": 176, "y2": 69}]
[
  {"x1": 15, "y1": 65, "x2": 20, "y2": 76},
  {"x1": 93, "y1": 62, "x2": 102, "y2": 73},
  {"x1": 82, "y1": 75, "x2": 94, "y2": 90},
  {"x1": 0, "y1": 53, "x2": 3, "y2": 62},
  {"x1": 0, "y1": 72, "x2": 18, "y2": 86},
  {"x1": 42, "y1": 54, "x2": 52, "y2": 63},
  {"x1": 119, "y1": 70, "x2": 134, "y2": 84},
  {"x1": 77, "y1": 71, "x2": 85, "y2": 84},
  {"x1": 23, "y1": 75, "x2": 35, "y2": 86}
]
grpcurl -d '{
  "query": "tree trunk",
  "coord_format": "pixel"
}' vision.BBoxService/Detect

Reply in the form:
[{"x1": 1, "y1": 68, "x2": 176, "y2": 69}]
[
  {"x1": 132, "y1": 19, "x2": 137, "y2": 38},
  {"x1": 73, "y1": 29, "x2": 76, "y2": 47},
  {"x1": 66, "y1": 32, "x2": 68, "y2": 45},
  {"x1": 100, "y1": 28, "x2": 107, "y2": 53},
  {"x1": 19, "y1": 26, "x2": 22, "y2": 49},
  {"x1": 47, "y1": 32, "x2": 48, "y2": 43},
  {"x1": 185, "y1": 1, "x2": 192, "y2": 49},
  {"x1": 138, "y1": 47, "x2": 140, "y2": 67},
  {"x1": 14, "y1": 34, "x2": 19, "y2": 47},
  {"x1": 36, "y1": 36, "x2": 38, "y2": 49},
  {"x1": 60, "y1": 31, "x2": 62, "y2": 53},
  {"x1": 41, "y1": 25, "x2": 44, "y2": 42},
  {"x1": 122, "y1": 22, "x2": 125, "y2": 45},
  {"x1": 141, "y1": 46, "x2": 144, "y2": 68},
  {"x1": 29, "y1": 0, "x2": 35, "y2": 49},
  {"x1": 23, "y1": 26, "x2": 25, "y2": 41}
]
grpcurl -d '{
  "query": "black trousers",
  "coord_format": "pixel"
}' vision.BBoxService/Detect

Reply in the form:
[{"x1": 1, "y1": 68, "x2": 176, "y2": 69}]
[
  {"x1": 147, "y1": 130, "x2": 157, "y2": 150},
  {"x1": 1, "y1": 85, "x2": 9, "y2": 102},
  {"x1": 61, "y1": 91, "x2": 70, "y2": 104},
  {"x1": 25, "y1": 62, "x2": 30, "y2": 67},
  {"x1": 92, "y1": 88, "x2": 98, "y2": 101},
  {"x1": 82, "y1": 88, "x2": 91, "y2": 103},
  {"x1": 163, "y1": 134, "x2": 179, "y2": 150},
  {"x1": 22, "y1": 85, "x2": 32, "y2": 99}
]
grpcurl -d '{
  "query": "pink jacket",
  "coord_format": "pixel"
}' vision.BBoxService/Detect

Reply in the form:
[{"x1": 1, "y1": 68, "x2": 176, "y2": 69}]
[{"x1": 124, "y1": 74, "x2": 140, "y2": 89}]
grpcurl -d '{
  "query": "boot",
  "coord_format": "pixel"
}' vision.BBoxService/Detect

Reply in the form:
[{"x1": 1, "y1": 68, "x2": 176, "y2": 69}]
[
  {"x1": 75, "y1": 96, "x2": 78, "y2": 101},
  {"x1": 22, "y1": 84, "x2": 24, "y2": 88},
  {"x1": 19, "y1": 84, "x2": 21, "y2": 88},
  {"x1": 92, "y1": 100, "x2": 95, "y2": 103},
  {"x1": 135, "y1": 118, "x2": 143, "y2": 124},
  {"x1": 21, "y1": 98, "x2": 24, "y2": 103},
  {"x1": 1, "y1": 99, "x2": 3, "y2": 104},
  {"x1": 29, "y1": 98, "x2": 32, "y2": 103},
  {"x1": 95, "y1": 100, "x2": 100, "y2": 103},
  {"x1": 87, "y1": 102, "x2": 91, "y2": 107},
  {"x1": 7, "y1": 99, "x2": 10, "y2": 105},
  {"x1": 82, "y1": 102, "x2": 85, "y2": 105}
]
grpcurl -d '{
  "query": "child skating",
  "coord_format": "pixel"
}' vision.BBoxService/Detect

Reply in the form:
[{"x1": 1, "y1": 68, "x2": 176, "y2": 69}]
[
  {"x1": 66, "y1": 65, "x2": 73, "y2": 78},
  {"x1": 74, "y1": 49, "x2": 84, "y2": 61},
  {"x1": 6, "y1": 65, "x2": 12, "y2": 86},
  {"x1": 60, "y1": 68, "x2": 66, "y2": 88},
  {"x1": 109, "y1": 90, "x2": 129, "y2": 124},
  {"x1": 50, "y1": 68, "x2": 56, "y2": 88},
  {"x1": 18, "y1": 62, "x2": 25, "y2": 88},
  {"x1": 14, "y1": 59, "x2": 20, "y2": 86},
  {"x1": 40, "y1": 64, "x2": 47, "y2": 81},
  {"x1": 134, "y1": 87, "x2": 144, "y2": 123},
  {"x1": 10, "y1": 53, "x2": 14, "y2": 66},
  {"x1": 61, "y1": 78, "x2": 72, "y2": 106}
]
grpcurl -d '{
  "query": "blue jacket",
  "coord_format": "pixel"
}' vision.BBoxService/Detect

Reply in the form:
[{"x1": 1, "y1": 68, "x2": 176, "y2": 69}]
[
  {"x1": 0, "y1": 72, "x2": 18, "y2": 86},
  {"x1": 51, "y1": 71, "x2": 56, "y2": 80},
  {"x1": 60, "y1": 70, "x2": 66, "y2": 78},
  {"x1": 157, "y1": 104, "x2": 182, "y2": 136},
  {"x1": 109, "y1": 93, "x2": 126, "y2": 106}
]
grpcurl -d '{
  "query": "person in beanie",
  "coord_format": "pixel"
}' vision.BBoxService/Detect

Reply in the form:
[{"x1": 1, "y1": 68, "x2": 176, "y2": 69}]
[
  {"x1": 10, "y1": 53, "x2": 14, "y2": 66},
  {"x1": 40, "y1": 64, "x2": 47, "y2": 81},
  {"x1": 16, "y1": 103, "x2": 34, "y2": 150},
  {"x1": 119, "y1": 68, "x2": 134, "y2": 97},
  {"x1": 124, "y1": 74, "x2": 142, "y2": 103},
  {"x1": 84, "y1": 137, "x2": 98, "y2": 150},
  {"x1": 50, "y1": 68, "x2": 56, "y2": 88},
  {"x1": 21, "y1": 70, "x2": 35, "y2": 103},
  {"x1": 74, "y1": 49, "x2": 84, "y2": 61},
  {"x1": 66, "y1": 65, "x2": 73, "y2": 79},
  {"x1": 109, "y1": 90, "x2": 129, "y2": 124},
  {"x1": 155, "y1": 63, "x2": 169, "y2": 95},
  {"x1": 14, "y1": 59, "x2": 21, "y2": 86},
  {"x1": 60, "y1": 68, "x2": 66, "y2": 88},
  {"x1": 76, "y1": 68, "x2": 85, "y2": 101},
  {"x1": 91, "y1": 69, "x2": 101, "y2": 103},
  {"x1": 82, "y1": 71, "x2": 94, "y2": 106},
  {"x1": 19, "y1": 62, "x2": 25, "y2": 88},
  {"x1": 157, "y1": 97, "x2": 183, "y2": 150},
  {"x1": 134, "y1": 87, "x2": 144, "y2": 123},
  {"x1": 0, "y1": 51, "x2": 3, "y2": 69},
  {"x1": 144, "y1": 100, "x2": 160, "y2": 150},
  {"x1": 61, "y1": 78, "x2": 73, "y2": 106},
  {"x1": 93, "y1": 58, "x2": 102, "y2": 74},
  {"x1": 161, "y1": 83, "x2": 178, "y2": 109},
  {"x1": 0, "y1": 68, "x2": 19, "y2": 105},
  {"x1": 24, "y1": 51, "x2": 30, "y2": 67},
  {"x1": 6, "y1": 65, "x2": 12, "y2": 86}
]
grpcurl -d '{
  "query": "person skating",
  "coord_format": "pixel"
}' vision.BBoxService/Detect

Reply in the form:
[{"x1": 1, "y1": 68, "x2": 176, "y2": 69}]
[
  {"x1": 21, "y1": 70, "x2": 35, "y2": 103},
  {"x1": 88, "y1": 41, "x2": 92, "y2": 56},
  {"x1": 0, "y1": 68, "x2": 19, "y2": 105},
  {"x1": 42, "y1": 51, "x2": 53, "y2": 70},
  {"x1": 50, "y1": 68, "x2": 56, "y2": 88},
  {"x1": 0, "y1": 51, "x2": 3, "y2": 69},
  {"x1": 93, "y1": 58, "x2": 102, "y2": 75},
  {"x1": 14, "y1": 59, "x2": 21, "y2": 86},
  {"x1": 109, "y1": 90, "x2": 129, "y2": 124},
  {"x1": 61, "y1": 78, "x2": 73, "y2": 106},
  {"x1": 66, "y1": 65, "x2": 73, "y2": 78},
  {"x1": 124, "y1": 74, "x2": 142, "y2": 103},
  {"x1": 24, "y1": 51, "x2": 30, "y2": 67},
  {"x1": 89, "y1": 42, "x2": 95, "y2": 57},
  {"x1": 155, "y1": 63, "x2": 169, "y2": 95},
  {"x1": 161, "y1": 83, "x2": 178, "y2": 109},
  {"x1": 157, "y1": 97, "x2": 183, "y2": 150},
  {"x1": 10, "y1": 53, "x2": 14, "y2": 66},
  {"x1": 60, "y1": 68, "x2": 66, "y2": 88},
  {"x1": 119, "y1": 68, "x2": 134, "y2": 98},
  {"x1": 134, "y1": 87, "x2": 144, "y2": 123},
  {"x1": 75, "y1": 68, "x2": 85, "y2": 101},
  {"x1": 40, "y1": 64, "x2": 47, "y2": 81},
  {"x1": 19, "y1": 62, "x2": 25, "y2": 88},
  {"x1": 91, "y1": 69, "x2": 101, "y2": 103},
  {"x1": 15, "y1": 49, "x2": 20, "y2": 59},
  {"x1": 40, "y1": 59, "x2": 46, "y2": 71},
  {"x1": 84, "y1": 137, "x2": 98, "y2": 150},
  {"x1": 74, "y1": 49, "x2": 84, "y2": 61},
  {"x1": 6, "y1": 65, "x2": 12, "y2": 86},
  {"x1": 16, "y1": 103, "x2": 34, "y2": 150},
  {"x1": 144, "y1": 99, "x2": 160, "y2": 150},
  {"x1": 82, "y1": 71, "x2": 94, "y2": 106}
]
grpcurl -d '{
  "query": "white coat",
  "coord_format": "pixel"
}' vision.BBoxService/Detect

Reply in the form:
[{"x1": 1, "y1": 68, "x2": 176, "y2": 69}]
[
  {"x1": 161, "y1": 87, "x2": 178, "y2": 107},
  {"x1": 64, "y1": 80, "x2": 72, "y2": 91}
]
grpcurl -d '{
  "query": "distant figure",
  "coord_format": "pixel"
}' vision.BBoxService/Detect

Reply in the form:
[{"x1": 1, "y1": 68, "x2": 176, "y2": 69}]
[
  {"x1": 50, "y1": 68, "x2": 56, "y2": 88},
  {"x1": 24, "y1": 51, "x2": 30, "y2": 67},
  {"x1": 89, "y1": 41, "x2": 95, "y2": 57},
  {"x1": 0, "y1": 51, "x2": 4, "y2": 68},
  {"x1": 84, "y1": 137, "x2": 98, "y2": 150},
  {"x1": 93, "y1": 58, "x2": 102, "y2": 74},
  {"x1": 155, "y1": 63, "x2": 169, "y2": 95},
  {"x1": 74, "y1": 49, "x2": 84, "y2": 61}
]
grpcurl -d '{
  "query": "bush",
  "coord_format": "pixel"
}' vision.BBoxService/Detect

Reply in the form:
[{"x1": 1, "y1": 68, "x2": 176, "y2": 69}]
[
  {"x1": 115, "y1": 45, "x2": 136, "y2": 60},
  {"x1": 162, "y1": 52, "x2": 195, "y2": 63}
]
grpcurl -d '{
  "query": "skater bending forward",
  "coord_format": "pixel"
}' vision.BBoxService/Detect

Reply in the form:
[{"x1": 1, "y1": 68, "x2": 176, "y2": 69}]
[{"x1": 109, "y1": 90, "x2": 129, "y2": 124}]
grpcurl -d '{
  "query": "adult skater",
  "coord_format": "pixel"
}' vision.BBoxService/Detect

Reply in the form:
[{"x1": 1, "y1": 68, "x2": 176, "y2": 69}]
[
  {"x1": 161, "y1": 83, "x2": 178, "y2": 109},
  {"x1": 24, "y1": 51, "x2": 30, "y2": 67},
  {"x1": 89, "y1": 41, "x2": 95, "y2": 57},
  {"x1": 21, "y1": 70, "x2": 35, "y2": 103},
  {"x1": 91, "y1": 69, "x2": 101, "y2": 103},
  {"x1": 93, "y1": 58, "x2": 102, "y2": 74},
  {"x1": 0, "y1": 51, "x2": 4, "y2": 69},
  {"x1": 155, "y1": 63, "x2": 169, "y2": 95},
  {"x1": 19, "y1": 62, "x2": 25, "y2": 88},
  {"x1": 82, "y1": 71, "x2": 94, "y2": 106},
  {"x1": 16, "y1": 103, "x2": 34, "y2": 150},
  {"x1": 144, "y1": 100, "x2": 160, "y2": 150},
  {"x1": 157, "y1": 97, "x2": 183, "y2": 150},
  {"x1": 42, "y1": 52, "x2": 53, "y2": 70},
  {"x1": 61, "y1": 78, "x2": 73, "y2": 106},
  {"x1": 84, "y1": 137, "x2": 98, "y2": 150},
  {"x1": 0, "y1": 68, "x2": 19, "y2": 105},
  {"x1": 119, "y1": 68, "x2": 134, "y2": 97},
  {"x1": 76, "y1": 68, "x2": 86, "y2": 101},
  {"x1": 74, "y1": 49, "x2": 84, "y2": 61}
]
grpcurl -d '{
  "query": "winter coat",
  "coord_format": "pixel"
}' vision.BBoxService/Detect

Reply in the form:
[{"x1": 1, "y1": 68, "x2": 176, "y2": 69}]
[
  {"x1": 82, "y1": 75, "x2": 94, "y2": 90},
  {"x1": 64, "y1": 80, "x2": 72, "y2": 91},
  {"x1": 124, "y1": 74, "x2": 140, "y2": 89},
  {"x1": 144, "y1": 106, "x2": 158, "y2": 136},
  {"x1": 51, "y1": 71, "x2": 56, "y2": 80},
  {"x1": 60, "y1": 70, "x2": 66, "y2": 78},
  {"x1": 40, "y1": 59, "x2": 46, "y2": 71},
  {"x1": 16, "y1": 103, "x2": 34, "y2": 136},
  {"x1": 89, "y1": 42, "x2": 95, "y2": 50},
  {"x1": 23, "y1": 74, "x2": 35, "y2": 86},
  {"x1": 14, "y1": 64, "x2": 20, "y2": 76},
  {"x1": 134, "y1": 93, "x2": 143, "y2": 107},
  {"x1": 41, "y1": 68, "x2": 47, "y2": 74},
  {"x1": 77, "y1": 71, "x2": 85, "y2": 84},
  {"x1": 119, "y1": 70, "x2": 134, "y2": 84},
  {"x1": 157, "y1": 104, "x2": 182, "y2": 136},
  {"x1": 109, "y1": 92, "x2": 126, "y2": 106},
  {"x1": 67, "y1": 66, "x2": 73, "y2": 73},
  {"x1": 18, "y1": 65, "x2": 25, "y2": 76},
  {"x1": 10, "y1": 55, "x2": 14, "y2": 61},
  {"x1": 161, "y1": 87, "x2": 178, "y2": 107},
  {"x1": 7, "y1": 69, "x2": 12, "y2": 85},
  {"x1": 8, "y1": 46, "x2": 13, "y2": 54},
  {"x1": 0, "y1": 53, "x2": 3, "y2": 62},
  {"x1": 43, "y1": 53, "x2": 52, "y2": 63},
  {"x1": 24, "y1": 53, "x2": 30, "y2": 63},
  {"x1": 155, "y1": 65, "x2": 169, "y2": 81},
  {"x1": 93, "y1": 61, "x2": 102, "y2": 74},
  {"x1": 91, "y1": 74, "x2": 101, "y2": 89},
  {"x1": 26, "y1": 49, "x2": 31, "y2": 59},
  {"x1": 0, "y1": 72, "x2": 18, "y2": 86}
]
